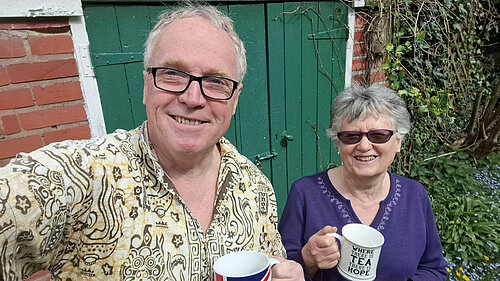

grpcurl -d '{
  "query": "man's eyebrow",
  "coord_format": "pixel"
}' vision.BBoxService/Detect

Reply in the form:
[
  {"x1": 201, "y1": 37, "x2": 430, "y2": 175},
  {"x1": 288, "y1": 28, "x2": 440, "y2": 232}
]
[{"x1": 160, "y1": 60, "x2": 232, "y2": 78}]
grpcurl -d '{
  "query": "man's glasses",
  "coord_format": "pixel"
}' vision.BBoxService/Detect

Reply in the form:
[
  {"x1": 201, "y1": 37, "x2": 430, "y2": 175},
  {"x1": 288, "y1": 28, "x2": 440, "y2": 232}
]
[
  {"x1": 147, "y1": 67, "x2": 239, "y2": 100},
  {"x1": 337, "y1": 129, "x2": 394, "y2": 145}
]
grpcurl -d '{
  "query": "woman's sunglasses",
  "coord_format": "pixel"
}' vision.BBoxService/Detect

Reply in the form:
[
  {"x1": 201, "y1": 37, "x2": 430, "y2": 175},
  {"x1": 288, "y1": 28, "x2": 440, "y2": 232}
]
[{"x1": 337, "y1": 129, "x2": 394, "y2": 145}]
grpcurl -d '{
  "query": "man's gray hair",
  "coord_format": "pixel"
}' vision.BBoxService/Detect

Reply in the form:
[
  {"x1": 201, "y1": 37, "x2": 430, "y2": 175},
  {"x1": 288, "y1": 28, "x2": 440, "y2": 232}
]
[
  {"x1": 326, "y1": 84, "x2": 412, "y2": 142},
  {"x1": 143, "y1": 4, "x2": 247, "y2": 82}
]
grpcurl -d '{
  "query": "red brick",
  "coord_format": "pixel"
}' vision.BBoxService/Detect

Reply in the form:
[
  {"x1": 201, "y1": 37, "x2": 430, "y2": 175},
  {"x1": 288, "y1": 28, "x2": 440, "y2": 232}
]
[
  {"x1": 19, "y1": 104, "x2": 87, "y2": 130},
  {"x1": 352, "y1": 58, "x2": 366, "y2": 71},
  {"x1": 11, "y1": 22, "x2": 69, "y2": 30},
  {"x1": 8, "y1": 59, "x2": 78, "y2": 84},
  {"x1": 353, "y1": 43, "x2": 366, "y2": 56},
  {"x1": 29, "y1": 35, "x2": 74, "y2": 55},
  {"x1": 355, "y1": 16, "x2": 367, "y2": 28},
  {"x1": 352, "y1": 74, "x2": 366, "y2": 85},
  {"x1": 0, "y1": 37, "x2": 26, "y2": 58},
  {"x1": 0, "y1": 88, "x2": 33, "y2": 110},
  {"x1": 44, "y1": 125, "x2": 91, "y2": 145},
  {"x1": 33, "y1": 81, "x2": 82, "y2": 105},
  {"x1": 0, "y1": 23, "x2": 13, "y2": 30},
  {"x1": 370, "y1": 71, "x2": 387, "y2": 84},
  {"x1": 0, "y1": 135, "x2": 43, "y2": 159},
  {"x1": 1, "y1": 115, "x2": 21, "y2": 135},
  {"x1": 354, "y1": 30, "x2": 365, "y2": 43},
  {"x1": 0, "y1": 67, "x2": 10, "y2": 86}
]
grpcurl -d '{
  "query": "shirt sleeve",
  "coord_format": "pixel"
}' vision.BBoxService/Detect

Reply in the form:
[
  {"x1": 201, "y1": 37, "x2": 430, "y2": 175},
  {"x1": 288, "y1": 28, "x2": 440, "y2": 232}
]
[
  {"x1": 0, "y1": 145, "x2": 89, "y2": 280},
  {"x1": 408, "y1": 188, "x2": 448, "y2": 281}
]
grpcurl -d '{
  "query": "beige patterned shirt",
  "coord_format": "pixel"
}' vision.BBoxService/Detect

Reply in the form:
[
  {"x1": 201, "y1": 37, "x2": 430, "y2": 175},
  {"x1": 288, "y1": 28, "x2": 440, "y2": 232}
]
[{"x1": 0, "y1": 121, "x2": 285, "y2": 281}]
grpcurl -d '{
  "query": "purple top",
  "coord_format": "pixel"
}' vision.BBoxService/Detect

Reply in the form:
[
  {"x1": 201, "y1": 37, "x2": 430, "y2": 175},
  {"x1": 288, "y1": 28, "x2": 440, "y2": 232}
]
[{"x1": 278, "y1": 169, "x2": 447, "y2": 281}]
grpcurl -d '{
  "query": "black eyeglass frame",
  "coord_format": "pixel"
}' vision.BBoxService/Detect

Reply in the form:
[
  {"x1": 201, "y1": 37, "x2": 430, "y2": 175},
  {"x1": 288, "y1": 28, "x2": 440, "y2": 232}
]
[
  {"x1": 146, "y1": 67, "x2": 239, "y2": 101},
  {"x1": 337, "y1": 129, "x2": 394, "y2": 145}
]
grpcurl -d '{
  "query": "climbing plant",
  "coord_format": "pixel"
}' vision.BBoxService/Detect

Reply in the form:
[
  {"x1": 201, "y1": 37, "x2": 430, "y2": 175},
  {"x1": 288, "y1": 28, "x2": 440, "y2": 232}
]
[{"x1": 355, "y1": 1, "x2": 500, "y2": 280}]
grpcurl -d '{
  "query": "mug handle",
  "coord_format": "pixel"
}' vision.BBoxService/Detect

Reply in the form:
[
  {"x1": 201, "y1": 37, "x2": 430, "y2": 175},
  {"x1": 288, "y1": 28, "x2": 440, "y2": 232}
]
[{"x1": 325, "y1": 232, "x2": 343, "y2": 243}]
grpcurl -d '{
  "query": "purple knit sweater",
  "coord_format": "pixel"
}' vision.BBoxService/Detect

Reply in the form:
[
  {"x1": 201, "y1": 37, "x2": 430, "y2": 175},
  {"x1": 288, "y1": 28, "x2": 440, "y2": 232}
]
[{"x1": 278, "y1": 170, "x2": 447, "y2": 281}]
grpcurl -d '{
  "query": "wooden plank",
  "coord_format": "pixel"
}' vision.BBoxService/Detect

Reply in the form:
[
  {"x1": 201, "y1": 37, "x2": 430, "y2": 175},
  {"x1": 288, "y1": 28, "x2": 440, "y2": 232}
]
[
  {"x1": 229, "y1": 4, "x2": 272, "y2": 176},
  {"x1": 326, "y1": 1, "x2": 347, "y2": 166},
  {"x1": 300, "y1": 1, "x2": 319, "y2": 177},
  {"x1": 267, "y1": 2, "x2": 288, "y2": 218},
  {"x1": 84, "y1": 5, "x2": 135, "y2": 132},
  {"x1": 283, "y1": 2, "x2": 304, "y2": 191},
  {"x1": 116, "y1": 5, "x2": 150, "y2": 127},
  {"x1": 316, "y1": 1, "x2": 335, "y2": 170},
  {"x1": 94, "y1": 65, "x2": 135, "y2": 132}
]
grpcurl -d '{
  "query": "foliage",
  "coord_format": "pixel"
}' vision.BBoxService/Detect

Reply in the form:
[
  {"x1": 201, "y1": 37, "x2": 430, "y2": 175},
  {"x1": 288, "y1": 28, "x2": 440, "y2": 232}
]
[
  {"x1": 375, "y1": 0, "x2": 500, "y2": 164},
  {"x1": 410, "y1": 153, "x2": 500, "y2": 280},
  {"x1": 360, "y1": 0, "x2": 500, "y2": 280}
]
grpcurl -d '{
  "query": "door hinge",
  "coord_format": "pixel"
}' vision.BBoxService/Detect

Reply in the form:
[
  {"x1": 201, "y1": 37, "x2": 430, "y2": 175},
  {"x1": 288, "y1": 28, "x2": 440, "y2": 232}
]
[{"x1": 253, "y1": 150, "x2": 278, "y2": 167}]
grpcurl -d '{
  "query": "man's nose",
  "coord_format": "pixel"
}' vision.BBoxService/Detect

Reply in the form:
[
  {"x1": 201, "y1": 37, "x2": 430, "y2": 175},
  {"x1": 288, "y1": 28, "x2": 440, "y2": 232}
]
[{"x1": 178, "y1": 80, "x2": 207, "y2": 107}]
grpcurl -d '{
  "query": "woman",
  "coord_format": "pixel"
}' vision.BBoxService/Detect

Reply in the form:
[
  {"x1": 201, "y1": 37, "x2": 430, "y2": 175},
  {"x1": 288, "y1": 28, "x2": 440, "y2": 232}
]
[{"x1": 278, "y1": 84, "x2": 447, "y2": 280}]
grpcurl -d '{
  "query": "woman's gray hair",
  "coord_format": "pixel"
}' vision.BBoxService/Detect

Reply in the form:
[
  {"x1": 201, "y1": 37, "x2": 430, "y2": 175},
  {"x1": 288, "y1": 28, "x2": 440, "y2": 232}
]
[
  {"x1": 326, "y1": 84, "x2": 411, "y2": 142},
  {"x1": 143, "y1": 4, "x2": 247, "y2": 82}
]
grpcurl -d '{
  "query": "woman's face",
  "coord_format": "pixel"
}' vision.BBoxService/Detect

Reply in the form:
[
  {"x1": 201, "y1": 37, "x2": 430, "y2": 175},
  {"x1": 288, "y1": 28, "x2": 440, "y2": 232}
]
[{"x1": 337, "y1": 114, "x2": 401, "y2": 180}]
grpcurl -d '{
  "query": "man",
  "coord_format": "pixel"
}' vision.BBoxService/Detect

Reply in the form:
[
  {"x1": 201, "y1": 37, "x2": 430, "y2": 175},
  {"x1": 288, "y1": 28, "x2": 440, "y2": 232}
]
[{"x1": 0, "y1": 4, "x2": 303, "y2": 281}]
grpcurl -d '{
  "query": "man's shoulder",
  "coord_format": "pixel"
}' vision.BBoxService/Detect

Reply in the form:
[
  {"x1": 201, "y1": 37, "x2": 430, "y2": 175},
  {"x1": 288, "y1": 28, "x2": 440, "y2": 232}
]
[{"x1": 219, "y1": 137, "x2": 267, "y2": 176}]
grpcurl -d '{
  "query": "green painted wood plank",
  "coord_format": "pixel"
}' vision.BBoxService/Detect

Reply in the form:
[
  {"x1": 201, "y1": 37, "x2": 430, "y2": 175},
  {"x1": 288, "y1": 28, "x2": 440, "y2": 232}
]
[
  {"x1": 115, "y1": 6, "x2": 149, "y2": 128},
  {"x1": 115, "y1": 6, "x2": 150, "y2": 128},
  {"x1": 316, "y1": 1, "x2": 335, "y2": 170},
  {"x1": 324, "y1": 2, "x2": 346, "y2": 167},
  {"x1": 283, "y1": 2, "x2": 304, "y2": 191},
  {"x1": 267, "y1": 2, "x2": 288, "y2": 218},
  {"x1": 94, "y1": 65, "x2": 135, "y2": 132},
  {"x1": 84, "y1": 6, "x2": 122, "y2": 53},
  {"x1": 300, "y1": 1, "x2": 319, "y2": 177},
  {"x1": 230, "y1": 4, "x2": 272, "y2": 176},
  {"x1": 84, "y1": 5, "x2": 135, "y2": 132}
]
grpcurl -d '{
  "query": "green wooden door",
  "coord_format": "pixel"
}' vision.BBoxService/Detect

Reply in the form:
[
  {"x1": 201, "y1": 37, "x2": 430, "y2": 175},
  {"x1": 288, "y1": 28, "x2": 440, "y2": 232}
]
[{"x1": 83, "y1": 1, "x2": 347, "y2": 216}]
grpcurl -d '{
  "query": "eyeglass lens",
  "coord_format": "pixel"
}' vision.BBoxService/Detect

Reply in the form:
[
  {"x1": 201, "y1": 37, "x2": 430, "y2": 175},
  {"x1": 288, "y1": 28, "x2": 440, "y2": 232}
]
[
  {"x1": 337, "y1": 129, "x2": 394, "y2": 144},
  {"x1": 153, "y1": 68, "x2": 236, "y2": 100}
]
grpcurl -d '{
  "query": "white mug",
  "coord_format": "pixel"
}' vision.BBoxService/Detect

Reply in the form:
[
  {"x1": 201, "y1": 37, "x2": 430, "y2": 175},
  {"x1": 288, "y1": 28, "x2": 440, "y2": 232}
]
[
  {"x1": 213, "y1": 251, "x2": 280, "y2": 281},
  {"x1": 326, "y1": 223, "x2": 385, "y2": 281}
]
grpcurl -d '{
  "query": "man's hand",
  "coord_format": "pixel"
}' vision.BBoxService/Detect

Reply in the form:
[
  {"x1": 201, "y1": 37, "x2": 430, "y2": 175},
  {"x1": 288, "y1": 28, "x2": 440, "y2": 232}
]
[
  {"x1": 301, "y1": 226, "x2": 340, "y2": 277},
  {"x1": 271, "y1": 256, "x2": 305, "y2": 281}
]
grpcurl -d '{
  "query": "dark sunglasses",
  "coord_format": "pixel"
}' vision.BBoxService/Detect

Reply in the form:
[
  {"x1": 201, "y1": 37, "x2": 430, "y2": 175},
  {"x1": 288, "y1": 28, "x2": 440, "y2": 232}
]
[{"x1": 337, "y1": 129, "x2": 394, "y2": 145}]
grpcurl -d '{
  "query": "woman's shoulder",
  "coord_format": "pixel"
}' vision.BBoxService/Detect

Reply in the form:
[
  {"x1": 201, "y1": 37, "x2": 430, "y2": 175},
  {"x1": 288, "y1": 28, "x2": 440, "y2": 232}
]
[
  {"x1": 389, "y1": 172, "x2": 428, "y2": 197},
  {"x1": 291, "y1": 169, "x2": 330, "y2": 191}
]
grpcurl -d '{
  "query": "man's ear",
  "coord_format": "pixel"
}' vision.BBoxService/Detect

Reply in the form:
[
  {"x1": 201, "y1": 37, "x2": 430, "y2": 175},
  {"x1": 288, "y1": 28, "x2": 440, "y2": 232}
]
[
  {"x1": 231, "y1": 83, "x2": 243, "y2": 115},
  {"x1": 143, "y1": 70, "x2": 149, "y2": 105}
]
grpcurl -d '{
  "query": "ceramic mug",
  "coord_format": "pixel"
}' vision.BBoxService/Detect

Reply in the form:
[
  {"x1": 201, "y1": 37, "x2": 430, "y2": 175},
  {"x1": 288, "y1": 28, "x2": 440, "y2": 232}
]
[
  {"x1": 326, "y1": 223, "x2": 385, "y2": 281},
  {"x1": 213, "y1": 251, "x2": 280, "y2": 281}
]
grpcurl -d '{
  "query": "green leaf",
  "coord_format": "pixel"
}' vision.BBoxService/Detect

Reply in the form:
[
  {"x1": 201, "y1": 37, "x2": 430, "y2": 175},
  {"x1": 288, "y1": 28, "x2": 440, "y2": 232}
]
[{"x1": 416, "y1": 31, "x2": 426, "y2": 41}]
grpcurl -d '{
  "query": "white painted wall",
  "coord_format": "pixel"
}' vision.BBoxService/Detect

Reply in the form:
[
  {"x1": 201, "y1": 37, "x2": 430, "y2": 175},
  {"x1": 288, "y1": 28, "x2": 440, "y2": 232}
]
[{"x1": 0, "y1": 0, "x2": 83, "y2": 17}]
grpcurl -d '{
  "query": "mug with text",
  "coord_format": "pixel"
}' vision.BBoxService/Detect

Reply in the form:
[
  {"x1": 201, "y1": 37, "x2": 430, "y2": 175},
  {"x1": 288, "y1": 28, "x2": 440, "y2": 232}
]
[
  {"x1": 326, "y1": 223, "x2": 385, "y2": 281},
  {"x1": 213, "y1": 251, "x2": 280, "y2": 281}
]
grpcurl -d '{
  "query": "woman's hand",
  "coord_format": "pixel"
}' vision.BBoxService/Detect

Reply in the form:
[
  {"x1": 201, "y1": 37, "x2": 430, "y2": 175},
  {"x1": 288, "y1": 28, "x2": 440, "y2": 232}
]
[
  {"x1": 301, "y1": 226, "x2": 340, "y2": 278},
  {"x1": 271, "y1": 256, "x2": 304, "y2": 281}
]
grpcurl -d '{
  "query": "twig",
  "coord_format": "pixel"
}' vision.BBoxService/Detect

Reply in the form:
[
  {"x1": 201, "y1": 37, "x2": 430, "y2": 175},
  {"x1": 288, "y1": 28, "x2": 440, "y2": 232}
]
[{"x1": 423, "y1": 151, "x2": 457, "y2": 162}]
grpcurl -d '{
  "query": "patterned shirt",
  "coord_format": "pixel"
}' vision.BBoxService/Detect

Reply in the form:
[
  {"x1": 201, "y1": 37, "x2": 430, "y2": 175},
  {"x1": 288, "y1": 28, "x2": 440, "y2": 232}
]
[{"x1": 0, "y1": 121, "x2": 285, "y2": 281}]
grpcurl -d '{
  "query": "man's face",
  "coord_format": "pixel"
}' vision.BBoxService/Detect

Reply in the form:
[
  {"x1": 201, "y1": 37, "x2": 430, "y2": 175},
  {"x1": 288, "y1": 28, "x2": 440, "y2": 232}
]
[{"x1": 143, "y1": 17, "x2": 242, "y2": 159}]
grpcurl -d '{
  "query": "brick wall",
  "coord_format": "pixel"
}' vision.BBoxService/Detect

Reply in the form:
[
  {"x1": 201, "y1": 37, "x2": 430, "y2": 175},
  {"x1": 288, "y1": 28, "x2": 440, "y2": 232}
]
[
  {"x1": 0, "y1": 18, "x2": 91, "y2": 167},
  {"x1": 351, "y1": 14, "x2": 387, "y2": 86}
]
